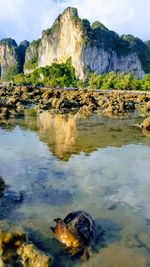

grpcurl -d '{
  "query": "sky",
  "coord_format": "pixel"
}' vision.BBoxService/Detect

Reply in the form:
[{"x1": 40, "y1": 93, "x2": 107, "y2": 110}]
[{"x1": 0, "y1": 0, "x2": 150, "y2": 44}]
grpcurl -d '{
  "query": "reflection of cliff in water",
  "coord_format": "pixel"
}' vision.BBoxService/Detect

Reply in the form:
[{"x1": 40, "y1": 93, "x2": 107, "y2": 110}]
[
  {"x1": 1, "y1": 112, "x2": 150, "y2": 161},
  {"x1": 38, "y1": 112, "x2": 78, "y2": 160},
  {"x1": 36, "y1": 112, "x2": 150, "y2": 161}
]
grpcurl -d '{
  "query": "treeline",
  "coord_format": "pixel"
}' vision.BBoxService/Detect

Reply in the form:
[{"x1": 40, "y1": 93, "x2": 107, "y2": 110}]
[{"x1": 12, "y1": 59, "x2": 150, "y2": 91}]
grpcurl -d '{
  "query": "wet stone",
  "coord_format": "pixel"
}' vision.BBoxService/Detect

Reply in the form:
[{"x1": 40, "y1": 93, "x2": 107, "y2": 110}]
[{"x1": 0, "y1": 230, "x2": 52, "y2": 267}]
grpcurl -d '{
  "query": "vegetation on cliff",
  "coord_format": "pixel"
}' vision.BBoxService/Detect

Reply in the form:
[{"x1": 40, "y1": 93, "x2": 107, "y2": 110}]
[
  {"x1": 14, "y1": 58, "x2": 76, "y2": 87},
  {"x1": 3, "y1": 63, "x2": 20, "y2": 81},
  {"x1": 13, "y1": 59, "x2": 150, "y2": 91}
]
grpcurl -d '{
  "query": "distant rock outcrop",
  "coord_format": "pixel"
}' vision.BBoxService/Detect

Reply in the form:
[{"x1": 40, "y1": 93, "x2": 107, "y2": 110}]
[
  {"x1": 25, "y1": 7, "x2": 150, "y2": 79},
  {"x1": 18, "y1": 40, "x2": 30, "y2": 72},
  {"x1": 0, "y1": 38, "x2": 20, "y2": 79},
  {"x1": 0, "y1": 38, "x2": 29, "y2": 80},
  {"x1": 24, "y1": 39, "x2": 40, "y2": 73},
  {"x1": 1, "y1": 7, "x2": 150, "y2": 80}
]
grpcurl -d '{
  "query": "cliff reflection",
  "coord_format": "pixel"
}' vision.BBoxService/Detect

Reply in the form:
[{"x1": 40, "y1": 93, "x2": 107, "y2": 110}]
[
  {"x1": 1, "y1": 111, "x2": 150, "y2": 161},
  {"x1": 36, "y1": 111, "x2": 150, "y2": 161},
  {"x1": 38, "y1": 112, "x2": 79, "y2": 160}
]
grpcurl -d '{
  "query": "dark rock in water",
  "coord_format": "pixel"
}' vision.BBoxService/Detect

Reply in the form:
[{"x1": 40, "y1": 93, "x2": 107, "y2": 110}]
[
  {"x1": 0, "y1": 188, "x2": 24, "y2": 219},
  {"x1": 108, "y1": 203, "x2": 118, "y2": 211},
  {"x1": 51, "y1": 211, "x2": 96, "y2": 257},
  {"x1": 0, "y1": 176, "x2": 6, "y2": 197},
  {"x1": 51, "y1": 211, "x2": 122, "y2": 261}
]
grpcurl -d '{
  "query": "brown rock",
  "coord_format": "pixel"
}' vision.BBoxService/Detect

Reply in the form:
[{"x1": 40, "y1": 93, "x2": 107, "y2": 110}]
[
  {"x1": 17, "y1": 244, "x2": 52, "y2": 267},
  {"x1": 141, "y1": 117, "x2": 150, "y2": 131},
  {"x1": 0, "y1": 230, "x2": 52, "y2": 267}
]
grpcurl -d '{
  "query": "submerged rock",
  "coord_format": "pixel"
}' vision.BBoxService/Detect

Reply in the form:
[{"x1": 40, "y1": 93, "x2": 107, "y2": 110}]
[
  {"x1": 0, "y1": 230, "x2": 26, "y2": 266},
  {"x1": 51, "y1": 211, "x2": 96, "y2": 257},
  {"x1": 18, "y1": 244, "x2": 52, "y2": 267},
  {"x1": 0, "y1": 230, "x2": 52, "y2": 267},
  {"x1": 0, "y1": 177, "x2": 5, "y2": 198}
]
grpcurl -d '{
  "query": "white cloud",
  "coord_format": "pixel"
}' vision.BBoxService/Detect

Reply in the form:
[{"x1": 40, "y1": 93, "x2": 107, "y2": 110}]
[
  {"x1": 0, "y1": 0, "x2": 149, "y2": 44},
  {"x1": 0, "y1": 0, "x2": 63, "y2": 43}
]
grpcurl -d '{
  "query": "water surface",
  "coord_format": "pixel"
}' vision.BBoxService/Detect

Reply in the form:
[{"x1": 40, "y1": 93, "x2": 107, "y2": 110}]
[{"x1": 0, "y1": 112, "x2": 150, "y2": 266}]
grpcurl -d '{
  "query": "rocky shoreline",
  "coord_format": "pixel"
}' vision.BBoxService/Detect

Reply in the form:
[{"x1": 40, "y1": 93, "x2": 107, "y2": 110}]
[{"x1": 0, "y1": 85, "x2": 150, "y2": 131}]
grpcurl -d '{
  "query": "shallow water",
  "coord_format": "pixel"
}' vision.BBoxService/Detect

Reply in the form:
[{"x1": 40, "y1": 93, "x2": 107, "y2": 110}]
[{"x1": 0, "y1": 111, "x2": 150, "y2": 266}]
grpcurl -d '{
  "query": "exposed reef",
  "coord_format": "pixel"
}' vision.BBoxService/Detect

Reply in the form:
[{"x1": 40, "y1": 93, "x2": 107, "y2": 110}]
[{"x1": 0, "y1": 85, "x2": 150, "y2": 120}]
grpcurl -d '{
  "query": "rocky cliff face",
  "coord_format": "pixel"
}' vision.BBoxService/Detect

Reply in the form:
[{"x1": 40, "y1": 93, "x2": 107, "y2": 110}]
[
  {"x1": 24, "y1": 39, "x2": 40, "y2": 73},
  {"x1": 1, "y1": 7, "x2": 150, "y2": 80},
  {"x1": 34, "y1": 7, "x2": 145, "y2": 79},
  {"x1": 18, "y1": 40, "x2": 30, "y2": 72},
  {"x1": 0, "y1": 38, "x2": 29, "y2": 80},
  {"x1": 38, "y1": 8, "x2": 85, "y2": 79},
  {"x1": 0, "y1": 38, "x2": 20, "y2": 79}
]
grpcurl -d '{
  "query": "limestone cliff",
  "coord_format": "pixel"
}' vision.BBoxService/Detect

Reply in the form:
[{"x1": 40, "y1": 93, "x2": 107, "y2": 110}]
[
  {"x1": 18, "y1": 40, "x2": 30, "y2": 72},
  {"x1": 0, "y1": 38, "x2": 20, "y2": 79},
  {"x1": 34, "y1": 7, "x2": 146, "y2": 79},
  {"x1": 0, "y1": 38, "x2": 29, "y2": 80},
  {"x1": 24, "y1": 39, "x2": 41, "y2": 73}
]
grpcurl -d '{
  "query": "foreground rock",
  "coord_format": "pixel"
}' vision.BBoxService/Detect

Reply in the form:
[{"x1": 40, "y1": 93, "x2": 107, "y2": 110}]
[
  {"x1": 0, "y1": 85, "x2": 150, "y2": 119},
  {"x1": 0, "y1": 230, "x2": 52, "y2": 267},
  {"x1": 18, "y1": 244, "x2": 51, "y2": 267}
]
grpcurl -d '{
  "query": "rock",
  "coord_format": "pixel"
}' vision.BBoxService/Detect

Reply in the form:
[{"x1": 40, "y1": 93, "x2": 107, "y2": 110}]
[
  {"x1": 137, "y1": 94, "x2": 147, "y2": 103},
  {"x1": 0, "y1": 85, "x2": 149, "y2": 118},
  {"x1": 145, "y1": 101, "x2": 150, "y2": 113},
  {"x1": 18, "y1": 40, "x2": 30, "y2": 72},
  {"x1": 0, "y1": 230, "x2": 26, "y2": 265},
  {"x1": 0, "y1": 107, "x2": 10, "y2": 119},
  {"x1": 17, "y1": 244, "x2": 52, "y2": 267},
  {"x1": 24, "y1": 39, "x2": 41, "y2": 74},
  {"x1": 0, "y1": 258, "x2": 4, "y2": 267},
  {"x1": 36, "y1": 7, "x2": 144, "y2": 80},
  {"x1": 0, "y1": 230, "x2": 52, "y2": 267},
  {"x1": 0, "y1": 38, "x2": 21, "y2": 79},
  {"x1": 0, "y1": 177, "x2": 5, "y2": 197},
  {"x1": 141, "y1": 117, "x2": 150, "y2": 131}
]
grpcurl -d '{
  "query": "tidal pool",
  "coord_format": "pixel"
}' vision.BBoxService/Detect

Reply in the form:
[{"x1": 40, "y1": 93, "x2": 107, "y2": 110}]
[{"x1": 0, "y1": 112, "x2": 150, "y2": 266}]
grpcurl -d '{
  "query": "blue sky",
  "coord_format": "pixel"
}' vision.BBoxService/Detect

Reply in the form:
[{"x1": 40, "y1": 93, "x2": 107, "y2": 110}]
[{"x1": 0, "y1": 0, "x2": 149, "y2": 44}]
